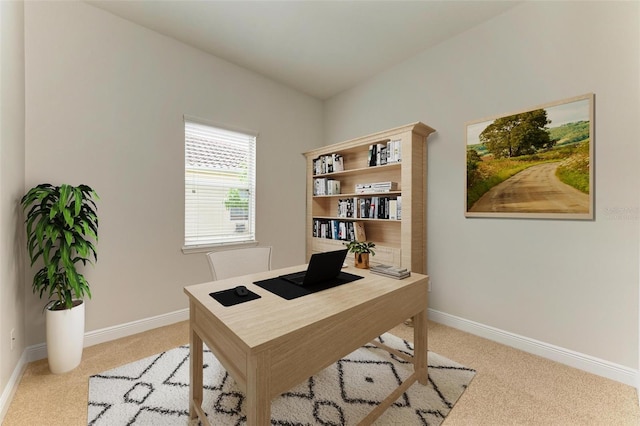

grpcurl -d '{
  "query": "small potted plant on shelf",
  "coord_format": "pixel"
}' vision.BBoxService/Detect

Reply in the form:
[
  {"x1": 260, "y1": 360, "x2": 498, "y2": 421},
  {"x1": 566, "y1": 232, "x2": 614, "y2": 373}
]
[
  {"x1": 21, "y1": 183, "x2": 99, "y2": 374},
  {"x1": 345, "y1": 240, "x2": 376, "y2": 269}
]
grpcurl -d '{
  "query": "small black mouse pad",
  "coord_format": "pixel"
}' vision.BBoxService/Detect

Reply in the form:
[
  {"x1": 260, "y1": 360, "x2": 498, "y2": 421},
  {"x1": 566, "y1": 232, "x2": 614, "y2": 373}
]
[{"x1": 210, "y1": 288, "x2": 261, "y2": 307}]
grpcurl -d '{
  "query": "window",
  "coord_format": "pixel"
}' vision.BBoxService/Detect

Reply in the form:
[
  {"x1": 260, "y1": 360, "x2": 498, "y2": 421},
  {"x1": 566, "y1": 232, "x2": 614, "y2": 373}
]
[{"x1": 184, "y1": 117, "x2": 256, "y2": 249}]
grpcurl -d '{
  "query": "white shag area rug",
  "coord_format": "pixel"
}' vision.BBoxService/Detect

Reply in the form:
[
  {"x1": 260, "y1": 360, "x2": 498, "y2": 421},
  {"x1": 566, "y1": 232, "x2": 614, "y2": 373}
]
[{"x1": 88, "y1": 333, "x2": 475, "y2": 425}]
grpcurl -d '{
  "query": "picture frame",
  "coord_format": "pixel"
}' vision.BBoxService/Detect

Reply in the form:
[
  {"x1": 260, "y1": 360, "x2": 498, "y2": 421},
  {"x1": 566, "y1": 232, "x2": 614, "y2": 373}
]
[{"x1": 465, "y1": 93, "x2": 594, "y2": 220}]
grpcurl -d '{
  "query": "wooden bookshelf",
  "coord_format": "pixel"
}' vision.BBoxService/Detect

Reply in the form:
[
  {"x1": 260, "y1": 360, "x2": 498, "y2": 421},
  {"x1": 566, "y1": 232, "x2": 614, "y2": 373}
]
[{"x1": 303, "y1": 122, "x2": 435, "y2": 273}]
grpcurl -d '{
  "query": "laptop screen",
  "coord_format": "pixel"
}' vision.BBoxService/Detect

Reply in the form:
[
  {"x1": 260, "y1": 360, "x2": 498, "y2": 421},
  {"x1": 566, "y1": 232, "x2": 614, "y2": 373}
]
[
  {"x1": 302, "y1": 249, "x2": 348, "y2": 286},
  {"x1": 281, "y1": 249, "x2": 348, "y2": 286}
]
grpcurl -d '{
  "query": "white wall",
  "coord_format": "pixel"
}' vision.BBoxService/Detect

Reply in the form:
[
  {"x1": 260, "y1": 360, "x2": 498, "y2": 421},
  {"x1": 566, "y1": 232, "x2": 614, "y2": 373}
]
[
  {"x1": 325, "y1": 2, "x2": 639, "y2": 369},
  {"x1": 0, "y1": 0, "x2": 26, "y2": 418},
  {"x1": 23, "y1": 1, "x2": 323, "y2": 345},
  {"x1": 13, "y1": 0, "x2": 639, "y2": 390}
]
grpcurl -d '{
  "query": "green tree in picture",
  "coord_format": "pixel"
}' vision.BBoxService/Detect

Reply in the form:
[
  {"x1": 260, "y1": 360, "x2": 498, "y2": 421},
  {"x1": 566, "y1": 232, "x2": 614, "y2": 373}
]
[
  {"x1": 466, "y1": 148, "x2": 482, "y2": 188},
  {"x1": 481, "y1": 109, "x2": 554, "y2": 158}
]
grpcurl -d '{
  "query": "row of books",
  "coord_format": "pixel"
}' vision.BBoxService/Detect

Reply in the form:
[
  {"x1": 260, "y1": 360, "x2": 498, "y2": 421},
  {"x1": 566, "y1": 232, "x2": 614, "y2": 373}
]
[
  {"x1": 337, "y1": 196, "x2": 402, "y2": 220},
  {"x1": 313, "y1": 178, "x2": 341, "y2": 195},
  {"x1": 312, "y1": 219, "x2": 356, "y2": 241},
  {"x1": 370, "y1": 264, "x2": 411, "y2": 280},
  {"x1": 313, "y1": 154, "x2": 344, "y2": 175},
  {"x1": 368, "y1": 139, "x2": 402, "y2": 167},
  {"x1": 313, "y1": 140, "x2": 403, "y2": 176},
  {"x1": 355, "y1": 181, "x2": 398, "y2": 194}
]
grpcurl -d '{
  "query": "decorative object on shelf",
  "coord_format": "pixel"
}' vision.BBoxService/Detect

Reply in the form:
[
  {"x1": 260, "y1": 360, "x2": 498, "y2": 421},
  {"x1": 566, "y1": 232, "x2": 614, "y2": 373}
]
[
  {"x1": 466, "y1": 93, "x2": 594, "y2": 220},
  {"x1": 354, "y1": 221, "x2": 366, "y2": 241},
  {"x1": 21, "y1": 183, "x2": 99, "y2": 374},
  {"x1": 370, "y1": 264, "x2": 411, "y2": 280},
  {"x1": 345, "y1": 240, "x2": 376, "y2": 269},
  {"x1": 355, "y1": 181, "x2": 398, "y2": 194}
]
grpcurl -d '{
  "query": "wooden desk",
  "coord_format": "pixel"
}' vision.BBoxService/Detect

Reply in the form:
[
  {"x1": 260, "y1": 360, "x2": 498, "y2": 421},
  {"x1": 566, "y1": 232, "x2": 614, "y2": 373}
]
[{"x1": 184, "y1": 265, "x2": 428, "y2": 425}]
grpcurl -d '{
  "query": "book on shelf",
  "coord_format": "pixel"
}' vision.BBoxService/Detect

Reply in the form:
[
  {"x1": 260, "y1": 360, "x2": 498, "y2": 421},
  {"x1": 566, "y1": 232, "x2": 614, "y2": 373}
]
[
  {"x1": 368, "y1": 143, "x2": 384, "y2": 167},
  {"x1": 397, "y1": 196, "x2": 402, "y2": 220},
  {"x1": 333, "y1": 154, "x2": 344, "y2": 172},
  {"x1": 389, "y1": 199, "x2": 398, "y2": 220},
  {"x1": 370, "y1": 264, "x2": 411, "y2": 280},
  {"x1": 367, "y1": 140, "x2": 395, "y2": 167},
  {"x1": 313, "y1": 153, "x2": 344, "y2": 175},
  {"x1": 377, "y1": 143, "x2": 386, "y2": 166},
  {"x1": 385, "y1": 139, "x2": 402, "y2": 164},
  {"x1": 368, "y1": 144, "x2": 377, "y2": 167},
  {"x1": 355, "y1": 181, "x2": 398, "y2": 194},
  {"x1": 368, "y1": 196, "x2": 387, "y2": 219},
  {"x1": 312, "y1": 218, "x2": 356, "y2": 241},
  {"x1": 313, "y1": 178, "x2": 326, "y2": 195},
  {"x1": 359, "y1": 198, "x2": 367, "y2": 219},
  {"x1": 327, "y1": 179, "x2": 340, "y2": 195},
  {"x1": 355, "y1": 196, "x2": 398, "y2": 219},
  {"x1": 314, "y1": 178, "x2": 341, "y2": 195},
  {"x1": 313, "y1": 157, "x2": 323, "y2": 175},
  {"x1": 369, "y1": 197, "x2": 376, "y2": 218},
  {"x1": 337, "y1": 197, "x2": 358, "y2": 218}
]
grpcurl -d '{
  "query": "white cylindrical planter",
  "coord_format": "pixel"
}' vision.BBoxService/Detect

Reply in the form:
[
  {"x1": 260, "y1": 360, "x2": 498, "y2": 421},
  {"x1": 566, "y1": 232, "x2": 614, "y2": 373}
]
[{"x1": 46, "y1": 300, "x2": 85, "y2": 374}]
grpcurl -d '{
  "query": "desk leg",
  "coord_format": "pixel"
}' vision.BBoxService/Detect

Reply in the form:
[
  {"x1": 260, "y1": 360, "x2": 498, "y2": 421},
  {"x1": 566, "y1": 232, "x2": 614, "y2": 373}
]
[
  {"x1": 189, "y1": 303, "x2": 203, "y2": 421},
  {"x1": 413, "y1": 309, "x2": 428, "y2": 385},
  {"x1": 245, "y1": 352, "x2": 271, "y2": 426}
]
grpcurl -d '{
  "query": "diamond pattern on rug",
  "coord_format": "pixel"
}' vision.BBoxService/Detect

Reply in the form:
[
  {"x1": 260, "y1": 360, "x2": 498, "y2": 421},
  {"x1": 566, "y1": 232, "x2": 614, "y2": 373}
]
[{"x1": 88, "y1": 333, "x2": 475, "y2": 425}]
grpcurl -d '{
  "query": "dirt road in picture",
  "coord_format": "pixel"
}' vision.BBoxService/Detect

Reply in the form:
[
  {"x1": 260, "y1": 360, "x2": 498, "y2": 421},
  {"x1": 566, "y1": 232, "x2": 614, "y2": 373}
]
[{"x1": 469, "y1": 162, "x2": 589, "y2": 213}]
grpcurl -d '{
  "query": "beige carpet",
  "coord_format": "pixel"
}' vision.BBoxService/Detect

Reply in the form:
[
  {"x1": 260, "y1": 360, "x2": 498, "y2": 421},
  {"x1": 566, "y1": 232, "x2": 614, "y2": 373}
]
[
  {"x1": 87, "y1": 333, "x2": 475, "y2": 424},
  {"x1": 3, "y1": 320, "x2": 640, "y2": 425}
]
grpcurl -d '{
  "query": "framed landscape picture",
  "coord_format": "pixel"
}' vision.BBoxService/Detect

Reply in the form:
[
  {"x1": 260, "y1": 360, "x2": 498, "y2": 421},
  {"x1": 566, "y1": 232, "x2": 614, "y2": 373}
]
[{"x1": 465, "y1": 93, "x2": 594, "y2": 220}]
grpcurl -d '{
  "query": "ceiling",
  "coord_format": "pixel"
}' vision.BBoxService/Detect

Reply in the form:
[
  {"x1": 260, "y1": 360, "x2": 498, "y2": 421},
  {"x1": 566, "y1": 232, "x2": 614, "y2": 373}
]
[{"x1": 86, "y1": 1, "x2": 520, "y2": 100}]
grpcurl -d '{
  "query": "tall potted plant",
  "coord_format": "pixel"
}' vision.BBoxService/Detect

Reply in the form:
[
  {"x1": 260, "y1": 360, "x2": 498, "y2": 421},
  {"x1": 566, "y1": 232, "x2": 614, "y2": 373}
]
[{"x1": 21, "y1": 183, "x2": 99, "y2": 374}]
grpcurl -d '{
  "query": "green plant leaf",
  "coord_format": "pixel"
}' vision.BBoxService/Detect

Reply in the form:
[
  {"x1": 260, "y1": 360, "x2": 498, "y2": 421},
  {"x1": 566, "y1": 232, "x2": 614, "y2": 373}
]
[
  {"x1": 73, "y1": 187, "x2": 82, "y2": 217},
  {"x1": 344, "y1": 240, "x2": 376, "y2": 255},
  {"x1": 22, "y1": 183, "x2": 98, "y2": 308},
  {"x1": 63, "y1": 229, "x2": 73, "y2": 247}
]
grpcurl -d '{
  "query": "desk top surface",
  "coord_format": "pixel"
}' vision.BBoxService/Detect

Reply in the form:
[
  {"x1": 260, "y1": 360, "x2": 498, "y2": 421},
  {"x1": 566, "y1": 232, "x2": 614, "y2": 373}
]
[{"x1": 184, "y1": 264, "x2": 428, "y2": 350}]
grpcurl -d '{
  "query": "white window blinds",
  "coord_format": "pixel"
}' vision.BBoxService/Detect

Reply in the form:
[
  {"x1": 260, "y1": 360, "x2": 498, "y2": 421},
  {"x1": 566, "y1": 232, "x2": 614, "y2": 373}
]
[{"x1": 184, "y1": 118, "x2": 256, "y2": 247}]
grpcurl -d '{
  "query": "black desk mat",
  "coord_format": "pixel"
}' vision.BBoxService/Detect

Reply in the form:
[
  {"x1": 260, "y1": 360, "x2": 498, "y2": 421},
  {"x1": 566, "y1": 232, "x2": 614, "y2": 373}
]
[
  {"x1": 210, "y1": 288, "x2": 261, "y2": 307},
  {"x1": 253, "y1": 271, "x2": 364, "y2": 300}
]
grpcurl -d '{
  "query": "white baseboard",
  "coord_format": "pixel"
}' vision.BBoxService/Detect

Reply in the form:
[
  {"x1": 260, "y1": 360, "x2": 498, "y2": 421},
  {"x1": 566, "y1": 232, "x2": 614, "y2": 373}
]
[
  {"x1": 1, "y1": 308, "x2": 189, "y2": 422},
  {"x1": 0, "y1": 351, "x2": 28, "y2": 424},
  {"x1": 429, "y1": 308, "x2": 639, "y2": 388},
  {"x1": 24, "y1": 308, "x2": 189, "y2": 363},
  {"x1": 3, "y1": 306, "x2": 638, "y2": 421},
  {"x1": 84, "y1": 308, "x2": 188, "y2": 350}
]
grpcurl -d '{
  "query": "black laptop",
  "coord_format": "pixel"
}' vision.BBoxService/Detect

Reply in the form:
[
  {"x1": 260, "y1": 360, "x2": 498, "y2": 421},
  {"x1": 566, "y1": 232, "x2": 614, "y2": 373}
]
[{"x1": 279, "y1": 249, "x2": 348, "y2": 286}]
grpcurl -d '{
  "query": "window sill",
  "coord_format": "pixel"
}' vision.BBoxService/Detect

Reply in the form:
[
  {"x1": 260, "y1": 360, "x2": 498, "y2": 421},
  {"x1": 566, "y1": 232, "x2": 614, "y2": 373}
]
[{"x1": 182, "y1": 240, "x2": 259, "y2": 255}]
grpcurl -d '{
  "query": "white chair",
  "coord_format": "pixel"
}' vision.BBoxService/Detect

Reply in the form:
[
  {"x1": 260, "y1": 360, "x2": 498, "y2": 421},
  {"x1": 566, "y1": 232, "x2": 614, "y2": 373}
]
[{"x1": 206, "y1": 246, "x2": 272, "y2": 280}]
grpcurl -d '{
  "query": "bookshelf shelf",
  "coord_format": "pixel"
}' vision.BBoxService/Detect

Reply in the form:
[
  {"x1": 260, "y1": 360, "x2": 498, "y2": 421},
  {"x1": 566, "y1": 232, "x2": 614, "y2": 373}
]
[
  {"x1": 312, "y1": 216, "x2": 402, "y2": 222},
  {"x1": 312, "y1": 162, "x2": 401, "y2": 179},
  {"x1": 313, "y1": 191, "x2": 402, "y2": 199},
  {"x1": 304, "y1": 122, "x2": 435, "y2": 272}
]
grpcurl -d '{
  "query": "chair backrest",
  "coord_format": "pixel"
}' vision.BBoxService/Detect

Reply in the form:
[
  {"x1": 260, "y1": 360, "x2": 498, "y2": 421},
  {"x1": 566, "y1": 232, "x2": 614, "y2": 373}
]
[{"x1": 206, "y1": 246, "x2": 272, "y2": 280}]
